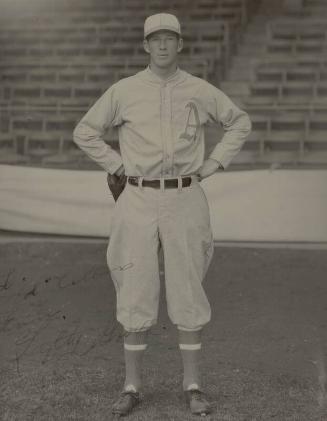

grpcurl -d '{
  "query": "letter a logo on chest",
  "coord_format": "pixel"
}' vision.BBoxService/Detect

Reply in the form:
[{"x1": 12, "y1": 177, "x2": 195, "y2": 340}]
[{"x1": 179, "y1": 101, "x2": 200, "y2": 142}]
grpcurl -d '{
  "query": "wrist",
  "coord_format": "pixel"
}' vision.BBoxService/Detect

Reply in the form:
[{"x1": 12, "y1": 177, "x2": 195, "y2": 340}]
[
  {"x1": 114, "y1": 165, "x2": 124, "y2": 177},
  {"x1": 210, "y1": 159, "x2": 224, "y2": 170}
]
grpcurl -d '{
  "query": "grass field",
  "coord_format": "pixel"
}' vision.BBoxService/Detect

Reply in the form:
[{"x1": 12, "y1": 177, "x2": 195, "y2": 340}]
[{"x1": 1, "y1": 241, "x2": 327, "y2": 420}]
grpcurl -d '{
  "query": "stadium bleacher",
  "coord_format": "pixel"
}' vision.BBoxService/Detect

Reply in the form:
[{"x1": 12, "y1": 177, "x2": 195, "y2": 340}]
[
  {"x1": 220, "y1": 0, "x2": 327, "y2": 166},
  {"x1": 1, "y1": 0, "x2": 327, "y2": 168}
]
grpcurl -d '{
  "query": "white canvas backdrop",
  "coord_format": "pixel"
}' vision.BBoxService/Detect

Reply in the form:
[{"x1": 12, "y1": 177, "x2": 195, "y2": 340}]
[{"x1": 0, "y1": 164, "x2": 326, "y2": 241}]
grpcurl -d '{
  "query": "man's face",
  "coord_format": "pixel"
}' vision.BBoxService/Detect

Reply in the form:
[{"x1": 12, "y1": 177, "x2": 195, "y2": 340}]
[{"x1": 143, "y1": 30, "x2": 183, "y2": 69}]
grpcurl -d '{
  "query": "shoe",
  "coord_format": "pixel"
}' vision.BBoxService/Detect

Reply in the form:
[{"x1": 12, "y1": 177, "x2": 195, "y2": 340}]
[
  {"x1": 112, "y1": 390, "x2": 140, "y2": 416},
  {"x1": 184, "y1": 388, "x2": 212, "y2": 416}
]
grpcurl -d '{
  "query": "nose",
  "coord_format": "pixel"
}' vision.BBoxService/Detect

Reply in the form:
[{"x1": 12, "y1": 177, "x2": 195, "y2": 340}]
[{"x1": 159, "y1": 39, "x2": 167, "y2": 49}]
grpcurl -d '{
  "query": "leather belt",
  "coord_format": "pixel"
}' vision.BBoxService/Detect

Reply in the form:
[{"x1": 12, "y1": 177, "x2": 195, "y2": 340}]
[{"x1": 128, "y1": 176, "x2": 192, "y2": 189}]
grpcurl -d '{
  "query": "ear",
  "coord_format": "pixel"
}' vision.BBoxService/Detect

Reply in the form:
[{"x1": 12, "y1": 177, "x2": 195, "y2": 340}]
[
  {"x1": 143, "y1": 39, "x2": 150, "y2": 54},
  {"x1": 177, "y1": 37, "x2": 183, "y2": 53}
]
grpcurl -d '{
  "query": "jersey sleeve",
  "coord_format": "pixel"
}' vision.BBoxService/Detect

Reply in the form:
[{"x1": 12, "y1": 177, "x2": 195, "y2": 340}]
[
  {"x1": 73, "y1": 84, "x2": 123, "y2": 174},
  {"x1": 204, "y1": 82, "x2": 252, "y2": 169}
]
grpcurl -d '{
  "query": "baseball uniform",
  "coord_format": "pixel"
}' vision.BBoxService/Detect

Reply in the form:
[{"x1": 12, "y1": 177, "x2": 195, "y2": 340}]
[{"x1": 73, "y1": 66, "x2": 251, "y2": 332}]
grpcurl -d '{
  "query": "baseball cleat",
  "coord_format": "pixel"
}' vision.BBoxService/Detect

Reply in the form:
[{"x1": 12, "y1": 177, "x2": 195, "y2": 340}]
[
  {"x1": 184, "y1": 388, "x2": 212, "y2": 416},
  {"x1": 112, "y1": 390, "x2": 140, "y2": 417}
]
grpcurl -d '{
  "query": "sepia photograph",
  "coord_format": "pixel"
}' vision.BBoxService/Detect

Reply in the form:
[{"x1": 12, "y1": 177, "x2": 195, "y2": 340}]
[{"x1": 0, "y1": 0, "x2": 327, "y2": 419}]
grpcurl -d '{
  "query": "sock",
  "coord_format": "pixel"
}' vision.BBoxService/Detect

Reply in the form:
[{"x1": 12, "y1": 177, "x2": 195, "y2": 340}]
[
  {"x1": 178, "y1": 329, "x2": 203, "y2": 391},
  {"x1": 179, "y1": 343, "x2": 202, "y2": 391},
  {"x1": 123, "y1": 331, "x2": 148, "y2": 392}
]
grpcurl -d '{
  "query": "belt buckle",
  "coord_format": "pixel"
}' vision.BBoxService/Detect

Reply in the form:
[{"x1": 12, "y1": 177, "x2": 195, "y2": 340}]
[{"x1": 128, "y1": 176, "x2": 138, "y2": 185}]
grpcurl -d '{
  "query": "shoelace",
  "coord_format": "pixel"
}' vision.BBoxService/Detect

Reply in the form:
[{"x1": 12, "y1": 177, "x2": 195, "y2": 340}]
[
  {"x1": 116, "y1": 391, "x2": 138, "y2": 404},
  {"x1": 122, "y1": 390, "x2": 139, "y2": 397},
  {"x1": 188, "y1": 389, "x2": 206, "y2": 401}
]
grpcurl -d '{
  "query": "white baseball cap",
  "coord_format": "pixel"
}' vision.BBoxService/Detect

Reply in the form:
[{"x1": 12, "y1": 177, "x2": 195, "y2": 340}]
[{"x1": 144, "y1": 13, "x2": 181, "y2": 39}]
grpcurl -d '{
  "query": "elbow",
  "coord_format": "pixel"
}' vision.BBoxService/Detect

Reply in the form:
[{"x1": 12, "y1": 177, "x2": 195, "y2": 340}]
[
  {"x1": 240, "y1": 114, "x2": 252, "y2": 142},
  {"x1": 231, "y1": 111, "x2": 252, "y2": 139},
  {"x1": 248, "y1": 115, "x2": 252, "y2": 134},
  {"x1": 245, "y1": 113, "x2": 252, "y2": 137},
  {"x1": 73, "y1": 124, "x2": 82, "y2": 146}
]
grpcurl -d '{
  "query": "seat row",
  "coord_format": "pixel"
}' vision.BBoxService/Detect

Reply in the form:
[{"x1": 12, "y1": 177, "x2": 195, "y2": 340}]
[
  {"x1": 264, "y1": 18, "x2": 327, "y2": 61},
  {"x1": 248, "y1": 81, "x2": 327, "y2": 101},
  {"x1": 3, "y1": 67, "x2": 211, "y2": 84},
  {"x1": 63, "y1": 8, "x2": 245, "y2": 26},
  {"x1": 0, "y1": 38, "x2": 229, "y2": 58},
  {"x1": 234, "y1": 111, "x2": 327, "y2": 165},
  {"x1": 0, "y1": 6, "x2": 246, "y2": 31},
  {"x1": 253, "y1": 67, "x2": 327, "y2": 82},
  {"x1": 0, "y1": 49, "x2": 217, "y2": 116},
  {"x1": 4, "y1": 111, "x2": 324, "y2": 139},
  {"x1": 0, "y1": 132, "x2": 96, "y2": 167},
  {"x1": 244, "y1": 96, "x2": 327, "y2": 107},
  {"x1": 266, "y1": 39, "x2": 327, "y2": 55},
  {"x1": 266, "y1": 18, "x2": 327, "y2": 41},
  {"x1": 1, "y1": 111, "x2": 327, "y2": 167},
  {"x1": 1, "y1": 53, "x2": 217, "y2": 77},
  {"x1": 0, "y1": 19, "x2": 229, "y2": 36},
  {"x1": 0, "y1": 84, "x2": 105, "y2": 102},
  {"x1": 304, "y1": 0, "x2": 327, "y2": 6},
  {"x1": 0, "y1": 54, "x2": 216, "y2": 84},
  {"x1": 251, "y1": 57, "x2": 327, "y2": 80},
  {"x1": 0, "y1": 20, "x2": 230, "y2": 47},
  {"x1": 0, "y1": 108, "x2": 116, "y2": 166},
  {"x1": 1, "y1": 0, "x2": 250, "y2": 27},
  {"x1": 295, "y1": 3, "x2": 327, "y2": 17},
  {"x1": 192, "y1": 77, "x2": 327, "y2": 106}
]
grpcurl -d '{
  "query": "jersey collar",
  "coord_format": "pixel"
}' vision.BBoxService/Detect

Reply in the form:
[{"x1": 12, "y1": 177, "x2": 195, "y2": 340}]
[{"x1": 141, "y1": 65, "x2": 184, "y2": 85}]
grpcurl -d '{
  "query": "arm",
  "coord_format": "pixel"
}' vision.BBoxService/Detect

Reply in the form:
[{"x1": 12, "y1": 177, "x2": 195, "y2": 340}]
[
  {"x1": 199, "y1": 83, "x2": 251, "y2": 178},
  {"x1": 73, "y1": 84, "x2": 124, "y2": 175},
  {"x1": 198, "y1": 158, "x2": 224, "y2": 180}
]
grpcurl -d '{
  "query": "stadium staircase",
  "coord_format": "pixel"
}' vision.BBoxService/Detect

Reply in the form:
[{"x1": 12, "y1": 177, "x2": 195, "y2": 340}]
[
  {"x1": 1, "y1": 0, "x2": 326, "y2": 169},
  {"x1": 221, "y1": 0, "x2": 327, "y2": 167}
]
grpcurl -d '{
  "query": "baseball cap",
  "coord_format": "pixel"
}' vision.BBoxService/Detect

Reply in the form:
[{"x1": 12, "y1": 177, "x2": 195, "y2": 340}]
[{"x1": 144, "y1": 13, "x2": 181, "y2": 39}]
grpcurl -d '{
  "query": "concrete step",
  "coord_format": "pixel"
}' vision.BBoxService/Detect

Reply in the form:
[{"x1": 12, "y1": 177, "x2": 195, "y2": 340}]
[
  {"x1": 248, "y1": 14, "x2": 277, "y2": 24},
  {"x1": 219, "y1": 81, "x2": 250, "y2": 96},
  {"x1": 257, "y1": 0, "x2": 286, "y2": 15},
  {"x1": 241, "y1": 33, "x2": 268, "y2": 44},
  {"x1": 222, "y1": 8, "x2": 279, "y2": 86},
  {"x1": 237, "y1": 45, "x2": 266, "y2": 55},
  {"x1": 248, "y1": 20, "x2": 271, "y2": 27},
  {"x1": 227, "y1": 69, "x2": 253, "y2": 81},
  {"x1": 230, "y1": 56, "x2": 255, "y2": 68},
  {"x1": 238, "y1": 42, "x2": 267, "y2": 53}
]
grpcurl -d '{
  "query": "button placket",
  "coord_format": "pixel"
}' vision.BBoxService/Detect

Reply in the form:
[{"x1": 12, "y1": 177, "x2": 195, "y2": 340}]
[
  {"x1": 160, "y1": 83, "x2": 168, "y2": 175},
  {"x1": 160, "y1": 84, "x2": 166, "y2": 176},
  {"x1": 163, "y1": 85, "x2": 173, "y2": 175}
]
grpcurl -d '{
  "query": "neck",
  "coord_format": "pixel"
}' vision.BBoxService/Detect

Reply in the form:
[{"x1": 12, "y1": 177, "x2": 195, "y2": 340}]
[{"x1": 149, "y1": 61, "x2": 178, "y2": 80}]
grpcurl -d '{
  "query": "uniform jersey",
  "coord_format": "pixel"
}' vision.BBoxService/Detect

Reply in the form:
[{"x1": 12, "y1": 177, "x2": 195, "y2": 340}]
[
  {"x1": 74, "y1": 65, "x2": 251, "y2": 333},
  {"x1": 73, "y1": 66, "x2": 251, "y2": 177}
]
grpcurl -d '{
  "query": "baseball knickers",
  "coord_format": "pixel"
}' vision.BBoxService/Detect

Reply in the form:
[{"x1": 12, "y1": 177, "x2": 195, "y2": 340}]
[{"x1": 107, "y1": 175, "x2": 214, "y2": 332}]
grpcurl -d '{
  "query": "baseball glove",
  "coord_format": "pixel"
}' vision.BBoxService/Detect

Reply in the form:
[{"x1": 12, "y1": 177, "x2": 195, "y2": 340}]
[{"x1": 107, "y1": 172, "x2": 127, "y2": 201}]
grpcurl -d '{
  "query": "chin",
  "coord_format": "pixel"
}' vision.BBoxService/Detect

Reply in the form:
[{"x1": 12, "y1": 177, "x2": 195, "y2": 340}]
[{"x1": 155, "y1": 59, "x2": 175, "y2": 68}]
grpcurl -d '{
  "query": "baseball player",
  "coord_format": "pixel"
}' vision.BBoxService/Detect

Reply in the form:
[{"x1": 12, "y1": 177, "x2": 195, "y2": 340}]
[{"x1": 73, "y1": 13, "x2": 251, "y2": 417}]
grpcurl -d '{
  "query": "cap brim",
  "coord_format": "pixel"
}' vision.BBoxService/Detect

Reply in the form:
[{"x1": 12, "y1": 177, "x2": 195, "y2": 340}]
[{"x1": 144, "y1": 26, "x2": 181, "y2": 38}]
